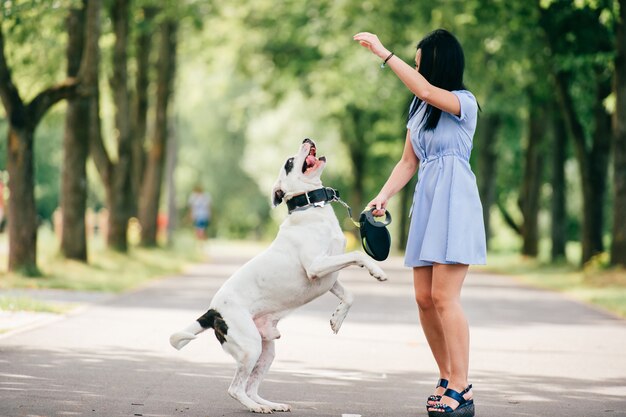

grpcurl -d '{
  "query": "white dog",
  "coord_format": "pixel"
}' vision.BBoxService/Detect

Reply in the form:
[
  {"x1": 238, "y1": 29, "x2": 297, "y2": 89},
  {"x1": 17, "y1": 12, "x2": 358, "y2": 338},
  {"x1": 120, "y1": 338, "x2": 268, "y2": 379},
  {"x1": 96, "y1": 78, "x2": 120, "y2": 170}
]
[{"x1": 170, "y1": 138, "x2": 387, "y2": 413}]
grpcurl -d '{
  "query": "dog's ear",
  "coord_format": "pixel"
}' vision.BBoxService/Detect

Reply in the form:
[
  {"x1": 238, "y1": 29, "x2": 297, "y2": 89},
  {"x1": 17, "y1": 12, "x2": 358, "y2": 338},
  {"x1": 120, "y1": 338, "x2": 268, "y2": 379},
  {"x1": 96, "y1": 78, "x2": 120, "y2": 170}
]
[{"x1": 271, "y1": 182, "x2": 285, "y2": 207}]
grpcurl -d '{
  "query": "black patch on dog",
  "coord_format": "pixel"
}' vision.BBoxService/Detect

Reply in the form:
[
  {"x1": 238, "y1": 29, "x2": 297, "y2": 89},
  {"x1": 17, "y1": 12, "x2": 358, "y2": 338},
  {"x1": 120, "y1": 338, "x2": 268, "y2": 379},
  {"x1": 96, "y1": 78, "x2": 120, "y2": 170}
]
[
  {"x1": 196, "y1": 309, "x2": 229, "y2": 344},
  {"x1": 273, "y1": 189, "x2": 285, "y2": 206},
  {"x1": 284, "y1": 157, "x2": 294, "y2": 175}
]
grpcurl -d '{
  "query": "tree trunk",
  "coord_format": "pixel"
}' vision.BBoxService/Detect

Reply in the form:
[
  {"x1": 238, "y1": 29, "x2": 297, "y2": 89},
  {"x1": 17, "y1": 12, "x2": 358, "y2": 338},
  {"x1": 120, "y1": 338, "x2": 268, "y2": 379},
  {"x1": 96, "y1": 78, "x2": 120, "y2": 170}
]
[
  {"x1": 612, "y1": 0, "x2": 626, "y2": 267},
  {"x1": 61, "y1": 2, "x2": 89, "y2": 261},
  {"x1": 131, "y1": 6, "x2": 157, "y2": 217},
  {"x1": 349, "y1": 141, "x2": 366, "y2": 216},
  {"x1": 139, "y1": 20, "x2": 177, "y2": 246},
  {"x1": 82, "y1": 0, "x2": 112, "y2": 194},
  {"x1": 107, "y1": 0, "x2": 133, "y2": 251},
  {"x1": 165, "y1": 115, "x2": 178, "y2": 245},
  {"x1": 477, "y1": 113, "x2": 501, "y2": 248},
  {"x1": 6, "y1": 125, "x2": 38, "y2": 274},
  {"x1": 587, "y1": 77, "x2": 612, "y2": 261},
  {"x1": 338, "y1": 106, "x2": 366, "y2": 220},
  {"x1": 519, "y1": 94, "x2": 545, "y2": 257},
  {"x1": 551, "y1": 108, "x2": 567, "y2": 261},
  {"x1": 553, "y1": 71, "x2": 609, "y2": 264}
]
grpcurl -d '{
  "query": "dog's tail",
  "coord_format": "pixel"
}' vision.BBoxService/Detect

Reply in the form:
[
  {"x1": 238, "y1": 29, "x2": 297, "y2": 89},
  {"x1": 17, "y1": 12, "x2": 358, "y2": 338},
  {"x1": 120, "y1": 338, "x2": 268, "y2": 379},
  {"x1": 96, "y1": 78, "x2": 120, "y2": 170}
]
[{"x1": 169, "y1": 308, "x2": 229, "y2": 350}]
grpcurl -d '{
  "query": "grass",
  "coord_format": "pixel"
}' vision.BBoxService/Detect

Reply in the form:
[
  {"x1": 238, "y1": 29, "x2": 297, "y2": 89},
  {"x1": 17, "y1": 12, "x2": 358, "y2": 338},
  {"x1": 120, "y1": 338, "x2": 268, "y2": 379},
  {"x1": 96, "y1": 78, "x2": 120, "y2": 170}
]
[
  {"x1": 477, "y1": 251, "x2": 626, "y2": 319},
  {"x1": 0, "y1": 226, "x2": 206, "y2": 294},
  {"x1": 0, "y1": 296, "x2": 69, "y2": 314}
]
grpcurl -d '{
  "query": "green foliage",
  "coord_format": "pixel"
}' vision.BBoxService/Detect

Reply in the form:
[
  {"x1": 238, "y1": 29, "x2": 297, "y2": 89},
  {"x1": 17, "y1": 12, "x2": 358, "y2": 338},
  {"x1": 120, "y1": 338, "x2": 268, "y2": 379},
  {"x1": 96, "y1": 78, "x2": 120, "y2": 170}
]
[
  {"x1": 0, "y1": 0, "x2": 621, "y2": 255},
  {"x1": 0, "y1": 0, "x2": 72, "y2": 101}
]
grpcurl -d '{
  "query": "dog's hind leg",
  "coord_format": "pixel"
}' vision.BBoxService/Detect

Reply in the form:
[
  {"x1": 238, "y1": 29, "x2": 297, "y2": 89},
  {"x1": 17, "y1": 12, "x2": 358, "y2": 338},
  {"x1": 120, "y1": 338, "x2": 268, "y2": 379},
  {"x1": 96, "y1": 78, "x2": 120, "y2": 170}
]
[
  {"x1": 246, "y1": 339, "x2": 291, "y2": 412},
  {"x1": 222, "y1": 314, "x2": 272, "y2": 414},
  {"x1": 329, "y1": 281, "x2": 354, "y2": 334}
]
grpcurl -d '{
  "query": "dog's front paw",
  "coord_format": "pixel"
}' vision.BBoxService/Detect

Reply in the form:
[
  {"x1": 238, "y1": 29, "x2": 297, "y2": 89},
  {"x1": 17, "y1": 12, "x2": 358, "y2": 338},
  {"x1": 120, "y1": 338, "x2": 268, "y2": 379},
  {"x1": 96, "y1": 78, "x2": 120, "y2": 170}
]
[{"x1": 369, "y1": 264, "x2": 388, "y2": 282}]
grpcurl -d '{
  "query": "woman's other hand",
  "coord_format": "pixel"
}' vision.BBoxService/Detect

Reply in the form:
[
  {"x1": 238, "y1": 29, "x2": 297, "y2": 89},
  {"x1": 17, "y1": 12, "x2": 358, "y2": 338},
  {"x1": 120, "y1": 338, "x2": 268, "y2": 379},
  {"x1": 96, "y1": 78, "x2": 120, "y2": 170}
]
[
  {"x1": 367, "y1": 194, "x2": 389, "y2": 217},
  {"x1": 353, "y1": 32, "x2": 391, "y2": 60}
]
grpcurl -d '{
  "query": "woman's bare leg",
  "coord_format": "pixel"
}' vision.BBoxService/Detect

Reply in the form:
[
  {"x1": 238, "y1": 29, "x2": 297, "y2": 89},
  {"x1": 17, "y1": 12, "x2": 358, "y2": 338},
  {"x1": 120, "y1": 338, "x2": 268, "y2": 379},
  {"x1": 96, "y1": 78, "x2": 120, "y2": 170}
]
[
  {"x1": 413, "y1": 266, "x2": 450, "y2": 398},
  {"x1": 429, "y1": 263, "x2": 472, "y2": 410}
]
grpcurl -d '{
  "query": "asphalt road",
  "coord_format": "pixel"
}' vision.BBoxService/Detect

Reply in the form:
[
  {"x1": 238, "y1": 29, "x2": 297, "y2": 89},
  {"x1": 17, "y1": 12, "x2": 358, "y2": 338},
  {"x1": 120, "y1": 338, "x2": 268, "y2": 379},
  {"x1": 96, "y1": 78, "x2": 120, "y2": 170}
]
[{"x1": 1, "y1": 248, "x2": 625, "y2": 417}]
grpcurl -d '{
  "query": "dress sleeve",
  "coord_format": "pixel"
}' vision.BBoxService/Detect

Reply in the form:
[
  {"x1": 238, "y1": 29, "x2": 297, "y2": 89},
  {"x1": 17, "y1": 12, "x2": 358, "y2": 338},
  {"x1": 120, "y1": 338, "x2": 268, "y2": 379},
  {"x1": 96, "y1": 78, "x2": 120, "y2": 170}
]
[{"x1": 451, "y1": 90, "x2": 478, "y2": 123}]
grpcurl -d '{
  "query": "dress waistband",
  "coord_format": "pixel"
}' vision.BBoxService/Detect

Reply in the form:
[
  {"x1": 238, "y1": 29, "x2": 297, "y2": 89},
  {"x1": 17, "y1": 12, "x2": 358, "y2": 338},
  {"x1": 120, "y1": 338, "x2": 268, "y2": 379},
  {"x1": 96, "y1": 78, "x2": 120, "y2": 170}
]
[{"x1": 420, "y1": 151, "x2": 469, "y2": 166}]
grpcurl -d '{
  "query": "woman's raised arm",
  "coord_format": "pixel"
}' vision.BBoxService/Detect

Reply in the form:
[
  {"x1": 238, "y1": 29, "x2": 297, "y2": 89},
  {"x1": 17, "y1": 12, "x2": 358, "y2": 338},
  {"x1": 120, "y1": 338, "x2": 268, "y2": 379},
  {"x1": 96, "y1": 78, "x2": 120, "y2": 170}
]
[{"x1": 353, "y1": 32, "x2": 461, "y2": 117}]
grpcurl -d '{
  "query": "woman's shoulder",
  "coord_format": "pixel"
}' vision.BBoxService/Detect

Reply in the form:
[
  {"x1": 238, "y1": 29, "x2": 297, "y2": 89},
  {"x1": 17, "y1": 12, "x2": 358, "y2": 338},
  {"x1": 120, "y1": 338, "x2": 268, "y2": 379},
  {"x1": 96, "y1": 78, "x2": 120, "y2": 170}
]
[
  {"x1": 449, "y1": 89, "x2": 478, "y2": 124},
  {"x1": 452, "y1": 89, "x2": 477, "y2": 102}
]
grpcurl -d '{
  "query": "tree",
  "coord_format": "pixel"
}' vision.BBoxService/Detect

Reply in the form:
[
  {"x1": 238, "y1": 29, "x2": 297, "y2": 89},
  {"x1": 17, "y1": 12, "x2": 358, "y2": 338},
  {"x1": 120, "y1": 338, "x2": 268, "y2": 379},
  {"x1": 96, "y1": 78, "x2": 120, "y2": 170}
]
[
  {"x1": 88, "y1": 0, "x2": 135, "y2": 252},
  {"x1": 612, "y1": 0, "x2": 626, "y2": 266},
  {"x1": 551, "y1": 107, "x2": 568, "y2": 261},
  {"x1": 131, "y1": 6, "x2": 157, "y2": 218},
  {"x1": 520, "y1": 86, "x2": 548, "y2": 257},
  {"x1": 0, "y1": 8, "x2": 78, "y2": 274},
  {"x1": 61, "y1": 0, "x2": 89, "y2": 261},
  {"x1": 539, "y1": 1, "x2": 614, "y2": 264},
  {"x1": 138, "y1": 19, "x2": 177, "y2": 246}
]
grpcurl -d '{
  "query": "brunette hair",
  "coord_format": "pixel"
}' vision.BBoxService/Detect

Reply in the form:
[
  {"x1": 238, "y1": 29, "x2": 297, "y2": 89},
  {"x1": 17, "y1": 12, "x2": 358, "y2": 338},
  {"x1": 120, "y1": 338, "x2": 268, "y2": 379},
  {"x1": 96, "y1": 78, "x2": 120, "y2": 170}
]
[{"x1": 408, "y1": 29, "x2": 466, "y2": 130}]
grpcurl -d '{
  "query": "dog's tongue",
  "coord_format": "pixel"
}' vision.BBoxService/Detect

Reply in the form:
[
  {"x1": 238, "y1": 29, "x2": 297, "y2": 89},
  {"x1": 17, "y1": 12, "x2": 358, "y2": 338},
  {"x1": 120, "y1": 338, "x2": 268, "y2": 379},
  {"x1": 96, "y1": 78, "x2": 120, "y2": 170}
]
[{"x1": 306, "y1": 155, "x2": 317, "y2": 167}]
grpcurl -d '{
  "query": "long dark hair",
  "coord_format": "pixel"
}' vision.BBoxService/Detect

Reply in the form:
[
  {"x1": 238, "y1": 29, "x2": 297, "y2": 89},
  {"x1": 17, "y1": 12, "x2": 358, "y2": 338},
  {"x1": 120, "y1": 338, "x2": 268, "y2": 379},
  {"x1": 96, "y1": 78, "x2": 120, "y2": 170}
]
[{"x1": 407, "y1": 29, "x2": 466, "y2": 131}]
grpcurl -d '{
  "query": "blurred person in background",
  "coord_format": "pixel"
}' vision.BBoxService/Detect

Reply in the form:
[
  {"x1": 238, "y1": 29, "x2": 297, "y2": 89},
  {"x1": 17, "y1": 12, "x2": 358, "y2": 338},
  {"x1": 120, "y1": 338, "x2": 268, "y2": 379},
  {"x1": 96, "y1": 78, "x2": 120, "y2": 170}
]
[{"x1": 188, "y1": 185, "x2": 212, "y2": 240}]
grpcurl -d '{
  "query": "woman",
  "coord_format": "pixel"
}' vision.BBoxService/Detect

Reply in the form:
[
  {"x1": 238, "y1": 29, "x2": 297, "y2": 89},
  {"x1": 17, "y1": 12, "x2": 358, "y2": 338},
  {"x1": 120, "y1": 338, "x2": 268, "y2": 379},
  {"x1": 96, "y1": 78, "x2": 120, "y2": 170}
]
[{"x1": 353, "y1": 29, "x2": 486, "y2": 417}]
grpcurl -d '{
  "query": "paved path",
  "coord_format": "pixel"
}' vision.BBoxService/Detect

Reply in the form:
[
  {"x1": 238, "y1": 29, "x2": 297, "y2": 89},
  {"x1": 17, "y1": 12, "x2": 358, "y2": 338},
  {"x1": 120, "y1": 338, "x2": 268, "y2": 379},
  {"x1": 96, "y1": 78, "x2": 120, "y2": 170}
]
[{"x1": 1, "y1": 249, "x2": 625, "y2": 417}]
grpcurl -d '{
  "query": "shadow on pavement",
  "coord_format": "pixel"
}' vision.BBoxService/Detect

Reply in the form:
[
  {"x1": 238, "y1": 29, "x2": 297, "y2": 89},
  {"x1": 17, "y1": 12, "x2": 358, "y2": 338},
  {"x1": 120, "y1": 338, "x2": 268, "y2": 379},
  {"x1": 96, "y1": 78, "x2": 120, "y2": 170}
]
[{"x1": 1, "y1": 346, "x2": 625, "y2": 417}]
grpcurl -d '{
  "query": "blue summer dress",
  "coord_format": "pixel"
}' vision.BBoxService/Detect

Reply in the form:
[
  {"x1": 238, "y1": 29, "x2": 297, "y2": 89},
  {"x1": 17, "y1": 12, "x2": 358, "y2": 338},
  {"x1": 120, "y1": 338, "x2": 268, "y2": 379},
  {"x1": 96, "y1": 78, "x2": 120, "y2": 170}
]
[{"x1": 404, "y1": 90, "x2": 487, "y2": 267}]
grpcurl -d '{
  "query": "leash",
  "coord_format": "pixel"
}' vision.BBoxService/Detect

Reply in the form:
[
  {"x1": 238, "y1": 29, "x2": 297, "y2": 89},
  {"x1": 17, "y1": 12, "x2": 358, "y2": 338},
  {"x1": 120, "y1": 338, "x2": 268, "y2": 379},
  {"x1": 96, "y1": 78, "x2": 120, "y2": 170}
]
[{"x1": 334, "y1": 197, "x2": 361, "y2": 228}]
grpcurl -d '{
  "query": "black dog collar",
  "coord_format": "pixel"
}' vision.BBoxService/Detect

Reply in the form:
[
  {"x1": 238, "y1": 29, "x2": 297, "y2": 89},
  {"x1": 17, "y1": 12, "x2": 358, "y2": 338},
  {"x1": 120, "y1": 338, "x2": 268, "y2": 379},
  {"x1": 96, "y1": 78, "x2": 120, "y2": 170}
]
[{"x1": 286, "y1": 187, "x2": 340, "y2": 214}]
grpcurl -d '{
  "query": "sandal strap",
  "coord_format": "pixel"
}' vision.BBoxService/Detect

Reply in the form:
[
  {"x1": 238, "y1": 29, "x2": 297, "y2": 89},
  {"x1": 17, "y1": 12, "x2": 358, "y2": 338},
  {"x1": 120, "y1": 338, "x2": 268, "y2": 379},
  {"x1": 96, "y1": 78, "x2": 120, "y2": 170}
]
[
  {"x1": 436, "y1": 378, "x2": 449, "y2": 389},
  {"x1": 461, "y1": 384, "x2": 473, "y2": 395},
  {"x1": 442, "y1": 388, "x2": 467, "y2": 405}
]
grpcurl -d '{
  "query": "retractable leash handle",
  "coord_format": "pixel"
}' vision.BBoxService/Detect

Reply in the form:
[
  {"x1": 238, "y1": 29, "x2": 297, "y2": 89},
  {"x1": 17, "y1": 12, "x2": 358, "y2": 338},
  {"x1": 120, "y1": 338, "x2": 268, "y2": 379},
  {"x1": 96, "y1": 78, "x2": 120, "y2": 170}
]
[
  {"x1": 363, "y1": 207, "x2": 392, "y2": 227},
  {"x1": 358, "y1": 207, "x2": 392, "y2": 261},
  {"x1": 335, "y1": 195, "x2": 392, "y2": 261}
]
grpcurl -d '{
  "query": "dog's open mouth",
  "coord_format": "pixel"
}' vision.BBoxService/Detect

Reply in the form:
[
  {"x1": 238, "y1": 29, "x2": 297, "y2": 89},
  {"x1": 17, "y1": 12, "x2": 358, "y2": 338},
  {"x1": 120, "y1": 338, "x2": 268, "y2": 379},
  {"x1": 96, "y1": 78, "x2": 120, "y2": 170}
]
[{"x1": 302, "y1": 145, "x2": 326, "y2": 174}]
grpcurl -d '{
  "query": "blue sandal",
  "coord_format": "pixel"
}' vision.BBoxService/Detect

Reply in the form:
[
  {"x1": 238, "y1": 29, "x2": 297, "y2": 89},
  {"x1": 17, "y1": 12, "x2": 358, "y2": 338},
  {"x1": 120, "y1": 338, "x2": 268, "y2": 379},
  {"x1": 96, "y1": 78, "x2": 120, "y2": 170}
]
[
  {"x1": 427, "y1": 385, "x2": 474, "y2": 417},
  {"x1": 426, "y1": 378, "x2": 448, "y2": 406}
]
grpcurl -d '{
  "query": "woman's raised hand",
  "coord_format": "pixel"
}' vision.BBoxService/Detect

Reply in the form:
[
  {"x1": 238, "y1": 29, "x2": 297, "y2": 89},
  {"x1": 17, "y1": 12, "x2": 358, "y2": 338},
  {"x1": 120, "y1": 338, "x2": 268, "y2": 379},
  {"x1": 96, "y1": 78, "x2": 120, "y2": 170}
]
[{"x1": 353, "y1": 32, "x2": 390, "y2": 60}]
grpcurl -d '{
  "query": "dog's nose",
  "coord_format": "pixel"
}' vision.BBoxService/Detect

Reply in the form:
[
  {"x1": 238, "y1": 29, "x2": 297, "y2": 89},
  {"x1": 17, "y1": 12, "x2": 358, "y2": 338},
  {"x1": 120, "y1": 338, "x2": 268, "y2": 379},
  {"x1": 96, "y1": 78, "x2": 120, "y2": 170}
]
[{"x1": 303, "y1": 138, "x2": 315, "y2": 146}]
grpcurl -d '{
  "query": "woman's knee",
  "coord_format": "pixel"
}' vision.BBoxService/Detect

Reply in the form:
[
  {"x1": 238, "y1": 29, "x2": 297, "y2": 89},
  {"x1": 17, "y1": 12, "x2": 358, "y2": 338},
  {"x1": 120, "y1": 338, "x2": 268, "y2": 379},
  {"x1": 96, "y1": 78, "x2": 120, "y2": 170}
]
[
  {"x1": 415, "y1": 291, "x2": 435, "y2": 311},
  {"x1": 431, "y1": 289, "x2": 458, "y2": 311}
]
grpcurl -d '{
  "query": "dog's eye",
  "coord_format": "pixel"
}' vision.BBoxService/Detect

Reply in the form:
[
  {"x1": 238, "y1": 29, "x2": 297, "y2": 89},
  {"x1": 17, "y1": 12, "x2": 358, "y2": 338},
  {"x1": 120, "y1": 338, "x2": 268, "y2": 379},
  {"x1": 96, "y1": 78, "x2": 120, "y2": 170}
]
[{"x1": 284, "y1": 157, "x2": 294, "y2": 174}]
